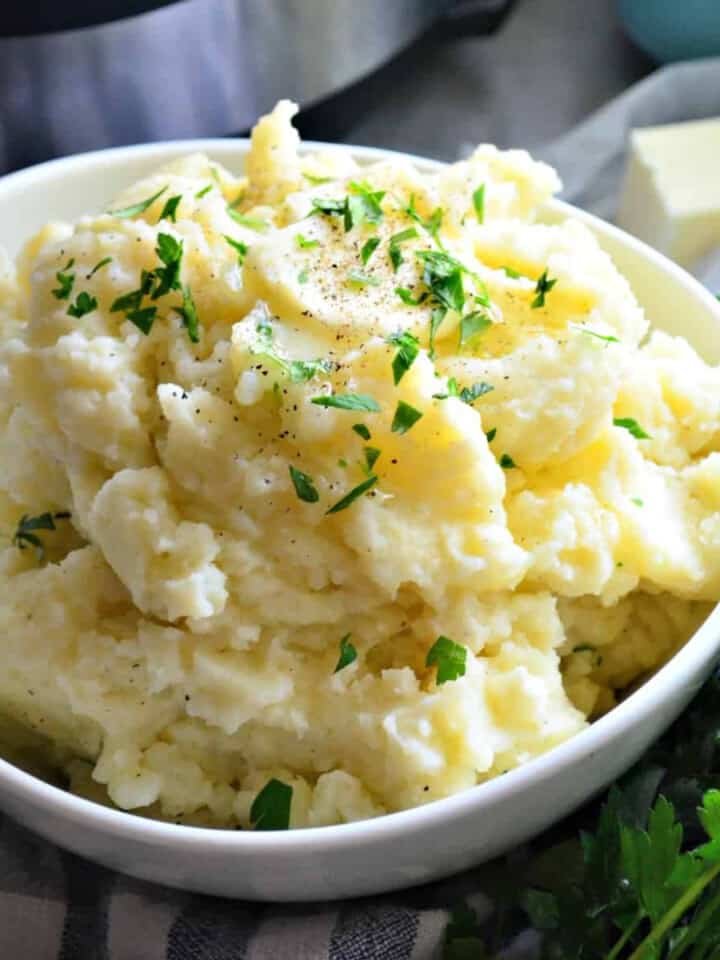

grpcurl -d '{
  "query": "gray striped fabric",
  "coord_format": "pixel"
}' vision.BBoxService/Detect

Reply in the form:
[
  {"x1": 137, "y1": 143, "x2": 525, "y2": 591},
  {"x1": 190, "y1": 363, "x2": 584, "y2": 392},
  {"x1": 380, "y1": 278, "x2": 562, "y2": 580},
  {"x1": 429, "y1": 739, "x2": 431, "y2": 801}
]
[{"x1": 0, "y1": 815, "x2": 524, "y2": 960}]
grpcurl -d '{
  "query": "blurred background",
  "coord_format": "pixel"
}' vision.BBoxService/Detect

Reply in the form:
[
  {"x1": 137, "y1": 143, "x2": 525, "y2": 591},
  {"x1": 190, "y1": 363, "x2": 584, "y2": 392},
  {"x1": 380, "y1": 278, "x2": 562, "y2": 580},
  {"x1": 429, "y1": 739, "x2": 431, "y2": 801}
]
[{"x1": 0, "y1": 0, "x2": 683, "y2": 172}]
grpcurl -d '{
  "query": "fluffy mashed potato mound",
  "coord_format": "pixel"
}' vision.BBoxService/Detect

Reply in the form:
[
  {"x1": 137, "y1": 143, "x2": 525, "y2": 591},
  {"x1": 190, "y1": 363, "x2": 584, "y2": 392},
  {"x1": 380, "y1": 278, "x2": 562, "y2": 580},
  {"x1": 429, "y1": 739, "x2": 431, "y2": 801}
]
[{"x1": 0, "y1": 101, "x2": 716, "y2": 828}]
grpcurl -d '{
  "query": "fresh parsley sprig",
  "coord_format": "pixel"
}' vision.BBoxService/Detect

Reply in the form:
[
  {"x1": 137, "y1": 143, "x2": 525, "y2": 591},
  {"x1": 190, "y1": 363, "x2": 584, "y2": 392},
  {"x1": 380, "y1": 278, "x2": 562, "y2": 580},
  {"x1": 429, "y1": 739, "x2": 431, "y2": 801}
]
[
  {"x1": 426, "y1": 636, "x2": 467, "y2": 685},
  {"x1": 13, "y1": 510, "x2": 71, "y2": 562},
  {"x1": 334, "y1": 634, "x2": 357, "y2": 673},
  {"x1": 250, "y1": 778, "x2": 292, "y2": 831},
  {"x1": 531, "y1": 268, "x2": 558, "y2": 309}
]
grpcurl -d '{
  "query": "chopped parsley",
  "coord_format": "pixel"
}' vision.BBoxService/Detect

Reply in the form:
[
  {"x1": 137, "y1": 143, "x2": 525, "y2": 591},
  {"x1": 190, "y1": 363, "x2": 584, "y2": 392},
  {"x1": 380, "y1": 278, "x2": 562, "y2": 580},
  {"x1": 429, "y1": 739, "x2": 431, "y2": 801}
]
[
  {"x1": 151, "y1": 233, "x2": 183, "y2": 299},
  {"x1": 573, "y1": 324, "x2": 620, "y2": 343},
  {"x1": 88, "y1": 256, "x2": 112, "y2": 277},
  {"x1": 614, "y1": 417, "x2": 651, "y2": 439},
  {"x1": 174, "y1": 286, "x2": 200, "y2": 343},
  {"x1": 346, "y1": 269, "x2": 380, "y2": 288},
  {"x1": 631, "y1": 496, "x2": 644, "y2": 507},
  {"x1": 126, "y1": 306, "x2": 157, "y2": 335},
  {"x1": 395, "y1": 286, "x2": 428, "y2": 307},
  {"x1": 387, "y1": 329, "x2": 420, "y2": 385},
  {"x1": 52, "y1": 259, "x2": 75, "y2": 300},
  {"x1": 297, "y1": 268, "x2": 309, "y2": 284},
  {"x1": 194, "y1": 184, "x2": 213, "y2": 199},
  {"x1": 334, "y1": 634, "x2": 357, "y2": 673},
  {"x1": 417, "y1": 250, "x2": 465, "y2": 313},
  {"x1": 531, "y1": 268, "x2": 557, "y2": 308},
  {"x1": 224, "y1": 235, "x2": 249, "y2": 265},
  {"x1": 250, "y1": 778, "x2": 292, "y2": 831},
  {"x1": 13, "y1": 510, "x2": 70, "y2": 561},
  {"x1": 289, "y1": 465, "x2": 319, "y2": 503},
  {"x1": 500, "y1": 453, "x2": 516, "y2": 469},
  {"x1": 67, "y1": 291, "x2": 98, "y2": 318},
  {"x1": 228, "y1": 209, "x2": 270, "y2": 231},
  {"x1": 391, "y1": 400, "x2": 423, "y2": 434},
  {"x1": 501, "y1": 264, "x2": 522, "y2": 279},
  {"x1": 426, "y1": 636, "x2": 467, "y2": 685},
  {"x1": 326, "y1": 474, "x2": 378, "y2": 515},
  {"x1": 433, "y1": 378, "x2": 493, "y2": 404},
  {"x1": 485, "y1": 427, "x2": 497, "y2": 443},
  {"x1": 347, "y1": 179, "x2": 385, "y2": 227},
  {"x1": 287, "y1": 359, "x2": 331, "y2": 383},
  {"x1": 405, "y1": 194, "x2": 443, "y2": 246},
  {"x1": 388, "y1": 227, "x2": 419, "y2": 271},
  {"x1": 303, "y1": 172, "x2": 333, "y2": 185},
  {"x1": 110, "y1": 185, "x2": 168, "y2": 218},
  {"x1": 360, "y1": 236, "x2": 381, "y2": 265},
  {"x1": 458, "y1": 310, "x2": 492, "y2": 350},
  {"x1": 158, "y1": 194, "x2": 182, "y2": 222},
  {"x1": 473, "y1": 184, "x2": 485, "y2": 223},
  {"x1": 296, "y1": 233, "x2": 320, "y2": 250},
  {"x1": 429, "y1": 307, "x2": 446, "y2": 360},
  {"x1": 111, "y1": 269, "x2": 154, "y2": 315},
  {"x1": 364, "y1": 446, "x2": 381, "y2": 472},
  {"x1": 311, "y1": 393, "x2": 380, "y2": 412},
  {"x1": 311, "y1": 197, "x2": 346, "y2": 217},
  {"x1": 352, "y1": 423, "x2": 371, "y2": 441}
]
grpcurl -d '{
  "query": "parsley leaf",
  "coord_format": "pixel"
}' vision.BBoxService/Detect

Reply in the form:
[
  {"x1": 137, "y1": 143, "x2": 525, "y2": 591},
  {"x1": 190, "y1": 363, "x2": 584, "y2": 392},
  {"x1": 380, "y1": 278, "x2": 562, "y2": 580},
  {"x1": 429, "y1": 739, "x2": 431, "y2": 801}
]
[
  {"x1": 434, "y1": 379, "x2": 493, "y2": 404},
  {"x1": 429, "y1": 307, "x2": 447, "y2": 360},
  {"x1": 151, "y1": 233, "x2": 183, "y2": 299},
  {"x1": 195, "y1": 184, "x2": 213, "y2": 199},
  {"x1": 110, "y1": 185, "x2": 168, "y2": 218},
  {"x1": 352, "y1": 423, "x2": 371, "y2": 441},
  {"x1": 296, "y1": 233, "x2": 320, "y2": 249},
  {"x1": 458, "y1": 310, "x2": 492, "y2": 350},
  {"x1": 311, "y1": 393, "x2": 380, "y2": 412},
  {"x1": 158, "y1": 194, "x2": 182, "y2": 223},
  {"x1": 303, "y1": 172, "x2": 333, "y2": 185},
  {"x1": 297, "y1": 268, "x2": 309, "y2": 284},
  {"x1": 13, "y1": 511, "x2": 70, "y2": 562},
  {"x1": 347, "y1": 269, "x2": 380, "y2": 288},
  {"x1": 67, "y1": 291, "x2": 98, "y2": 318},
  {"x1": 631, "y1": 496, "x2": 644, "y2": 507},
  {"x1": 426, "y1": 636, "x2": 467, "y2": 685},
  {"x1": 387, "y1": 330, "x2": 420, "y2": 385},
  {"x1": 311, "y1": 197, "x2": 346, "y2": 217},
  {"x1": 347, "y1": 179, "x2": 385, "y2": 226},
  {"x1": 174, "y1": 285, "x2": 200, "y2": 343},
  {"x1": 531, "y1": 268, "x2": 558, "y2": 308},
  {"x1": 88, "y1": 256, "x2": 112, "y2": 277},
  {"x1": 485, "y1": 427, "x2": 496, "y2": 442},
  {"x1": 417, "y1": 251, "x2": 465, "y2": 313},
  {"x1": 326, "y1": 474, "x2": 378, "y2": 515},
  {"x1": 110, "y1": 269, "x2": 154, "y2": 315},
  {"x1": 614, "y1": 417, "x2": 651, "y2": 440},
  {"x1": 396, "y1": 287, "x2": 428, "y2": 306},
  {"x1": 501, "y1": 264, "x2": 522, "y2": 279},
  {"x1": 364, "y1": 446, "x2": 381, "y2": 472},
  {"x1": 391, "y1": 400, "x2": 423, "y2": 434},
  {"x1": 228, "y1": 209, "x2": 270, "y2": 231},
  {"x1": 361, "y1": 236, "x2": 381, "y2": 265},
  {"x1": 250, "y1": 778, "x2": 292, "y2": 831},
  {"x1": 499, "y1": 453, "x2": 516, "y2": 469},
  {"x1": 126, "y1": 306, "x2": 157, "y2": 335},
  {"x1": 573, "y1": 324, "x2": 620, "y2": 343},
  {"x1": 405, "y1": 194, "x2": 444, "y2": 245},
  {"x1": 388, "y1": 227, "x2": 419, "y2": 271},
  {"x1": 52, "y1": 259, "x2": 75, "y2": 300},
  {"x1": 289, "y1": 465, "x2": 319, "y2": 503},
  {"x1": 224, "y1": 235, "x2": 249, "y2": 264},
  {"x1": 473, "y1": 184, "x2": 486, "y2": 223},
  {"x1": 288, "y1": 359, "x2": 331, "y2": 383},
  {"x1": 334, "y1": 634, "x2": 357, "y2": 673}
]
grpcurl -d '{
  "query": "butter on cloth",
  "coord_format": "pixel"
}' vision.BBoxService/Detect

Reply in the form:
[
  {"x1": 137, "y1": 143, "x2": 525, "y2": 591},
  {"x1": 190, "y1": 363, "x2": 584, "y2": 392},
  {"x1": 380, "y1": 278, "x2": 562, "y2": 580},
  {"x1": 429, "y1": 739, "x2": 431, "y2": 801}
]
[{"x1": 618, "y1": 118, "x2": 720, "y2": 268}]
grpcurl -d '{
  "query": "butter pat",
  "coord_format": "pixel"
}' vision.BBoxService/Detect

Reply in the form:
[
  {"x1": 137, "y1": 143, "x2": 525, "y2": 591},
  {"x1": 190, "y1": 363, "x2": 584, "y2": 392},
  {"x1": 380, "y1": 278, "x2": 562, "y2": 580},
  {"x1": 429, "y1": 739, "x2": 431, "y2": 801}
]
[{"x1": 618, "y1": 118, "x2": 720, "y2": 267}]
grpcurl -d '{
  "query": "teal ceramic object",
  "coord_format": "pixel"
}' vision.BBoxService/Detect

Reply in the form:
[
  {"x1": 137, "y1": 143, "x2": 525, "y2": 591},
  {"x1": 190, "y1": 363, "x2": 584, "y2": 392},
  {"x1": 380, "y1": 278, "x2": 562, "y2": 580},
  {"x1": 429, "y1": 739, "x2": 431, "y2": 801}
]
[{"x1": 618, "y1": 0, "x2": 720, "y2": 62}]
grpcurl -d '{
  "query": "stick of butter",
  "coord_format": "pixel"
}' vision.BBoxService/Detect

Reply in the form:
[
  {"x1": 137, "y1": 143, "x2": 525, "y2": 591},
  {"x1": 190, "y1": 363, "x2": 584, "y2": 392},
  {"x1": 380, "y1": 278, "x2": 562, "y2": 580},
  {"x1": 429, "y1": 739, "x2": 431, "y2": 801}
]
[{"x1": 617, "y1": 118, "x2": 720, "y2": 268}]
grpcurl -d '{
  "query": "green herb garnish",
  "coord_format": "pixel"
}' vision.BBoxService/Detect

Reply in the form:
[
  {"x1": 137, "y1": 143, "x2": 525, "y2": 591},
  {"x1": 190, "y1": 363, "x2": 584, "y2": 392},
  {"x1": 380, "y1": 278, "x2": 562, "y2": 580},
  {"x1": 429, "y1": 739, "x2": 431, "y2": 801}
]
[
  {"x1": 334, "y1": 634, "x2": 357, "y2": 673},
  {"x1": 396, "y1": 287, "x2": 428, "y2": 307},
  {"x1": 223, "y1": 235, "x2": 249, "y2": 265},
  {"x1": 288, "y1": 359, "x2": 331, "y2": 383},
  {"x1": 297, "y1": 268, "x2": 309, "y2": 284},
  {"x1": 429, "y1": 307, "x2": 446, "y2": 360},
  {"x1": 296, "y1": 233, "x2": 320, "y2": 250},
  {"x1": 405, "y1": 194, "x2": 444, "y2": 245},
  {"x1": 614, "y1": 417, "x2": 651, "y2": 439},
  {"x1": 195, "y1": 184, "x2": 213, "y2": 199},
  {"x1": 158, "y1": 194, "x2": 182, "y2": 222},
  {"x1": 151, "y1": 233, "x2": 183, "y2": 299},
  {"x1": 228, "y1": 209, "x2": 270, "y2": 231},
  {"x1": 174, "y1": 286, "x2": 200, "y2": 343},
  {"x1": 499, "y1": 453, "x2": 516, "y2": 469},
  {"x1": 388, "y1": 227, "x2": 419, "y2": 271},
  {"x1": 346, "y1": 269, "x2": 380, "y2": 288},
  {"x1": 326, "y1": 474, "x2": 378, "y2": 515},
  {"x1": 250, "y1": 778, "x2": 292, "y2": 831},
  {"x1": 361, "y1": 236, "x2": 381, "y2": 265},
  {"x1": 631, "y1": 496, "x2": 644, "y2": 507},
  {"x1": 417, "y1": 250, "x2": 466, "y2": 313},
  {"x1": 573, "y1": 324, "x2": 620, "y2": 343},
  {"x1": 13, "y1": 510, "x2": 70, "y2": 561},
  {"x1": 347, "y1": 179, "x2": 386, "y2": 228},
  {"x1": 485, "y1": 427, "x2": 496, "y2": 443},
  {"x1": 391, "y1": 400, "x2": 423, "y2": 434},
  {"x1": 501, "y1": 265, "x2": 522, "y2": 279},
  {"x1": 473, "y1": 184, "x2": 485, "y2": 223},
  {"x1": 433, "y1": 379, "x2": 493, "y2": 404},
  {"x1": 52, "y1": 259, "x2": 75, "y2": 300},
  {"x1": 531, "y1": 268, "x2": 557, "y2": 308},
  {"x1": 303, "y1": 172, "x2": 333, "y2": 185},
  {"x1": 289, "y1": 465, "x2": 319, "y2": 503},
  {"x1": 387, "y1": 329, "x2": 420, "y2": 385},
  {"x1": 426, "y1": 636, "x2": 467, "y2": 685},
  {"x1": 126, "y1": 306, "x2": 157, "y2": 335},
  {"x1": 311, "y1": 393, "x2": 381, "y2": 412},
  {"x1": 67, "y1": 291, "x2": 98, "y2": 318},
  {"x1": 110, "y1": 185, "x2": 168, "y2": 219},
  {"x1": 364, "y1": 446, "x2": 381, "y2": 472},
  {"x1": 458, "y1": 310, "x2": 492, "y2": 350},
  {"x1": 88, "y1": 256, "x2": 112, "y2": 277},
  {"x1": 352, "y1": 423, "x2": 371, "y2": 441}
]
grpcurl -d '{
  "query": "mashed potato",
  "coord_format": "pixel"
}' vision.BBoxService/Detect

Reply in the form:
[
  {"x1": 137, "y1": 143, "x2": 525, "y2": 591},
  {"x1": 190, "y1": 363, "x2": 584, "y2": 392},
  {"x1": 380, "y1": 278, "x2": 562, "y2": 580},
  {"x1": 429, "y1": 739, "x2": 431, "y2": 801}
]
[{"x1": 0, "y1": 101, "x2": 716, "y2": 828}]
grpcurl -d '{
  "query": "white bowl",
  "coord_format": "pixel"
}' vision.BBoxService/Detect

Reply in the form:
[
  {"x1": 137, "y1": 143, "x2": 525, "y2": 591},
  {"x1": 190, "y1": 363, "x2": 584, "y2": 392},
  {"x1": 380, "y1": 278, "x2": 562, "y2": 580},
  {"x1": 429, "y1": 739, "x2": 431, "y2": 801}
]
[{"x1": 0, "y1": 140, "x2": 719, "y2": 902}]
